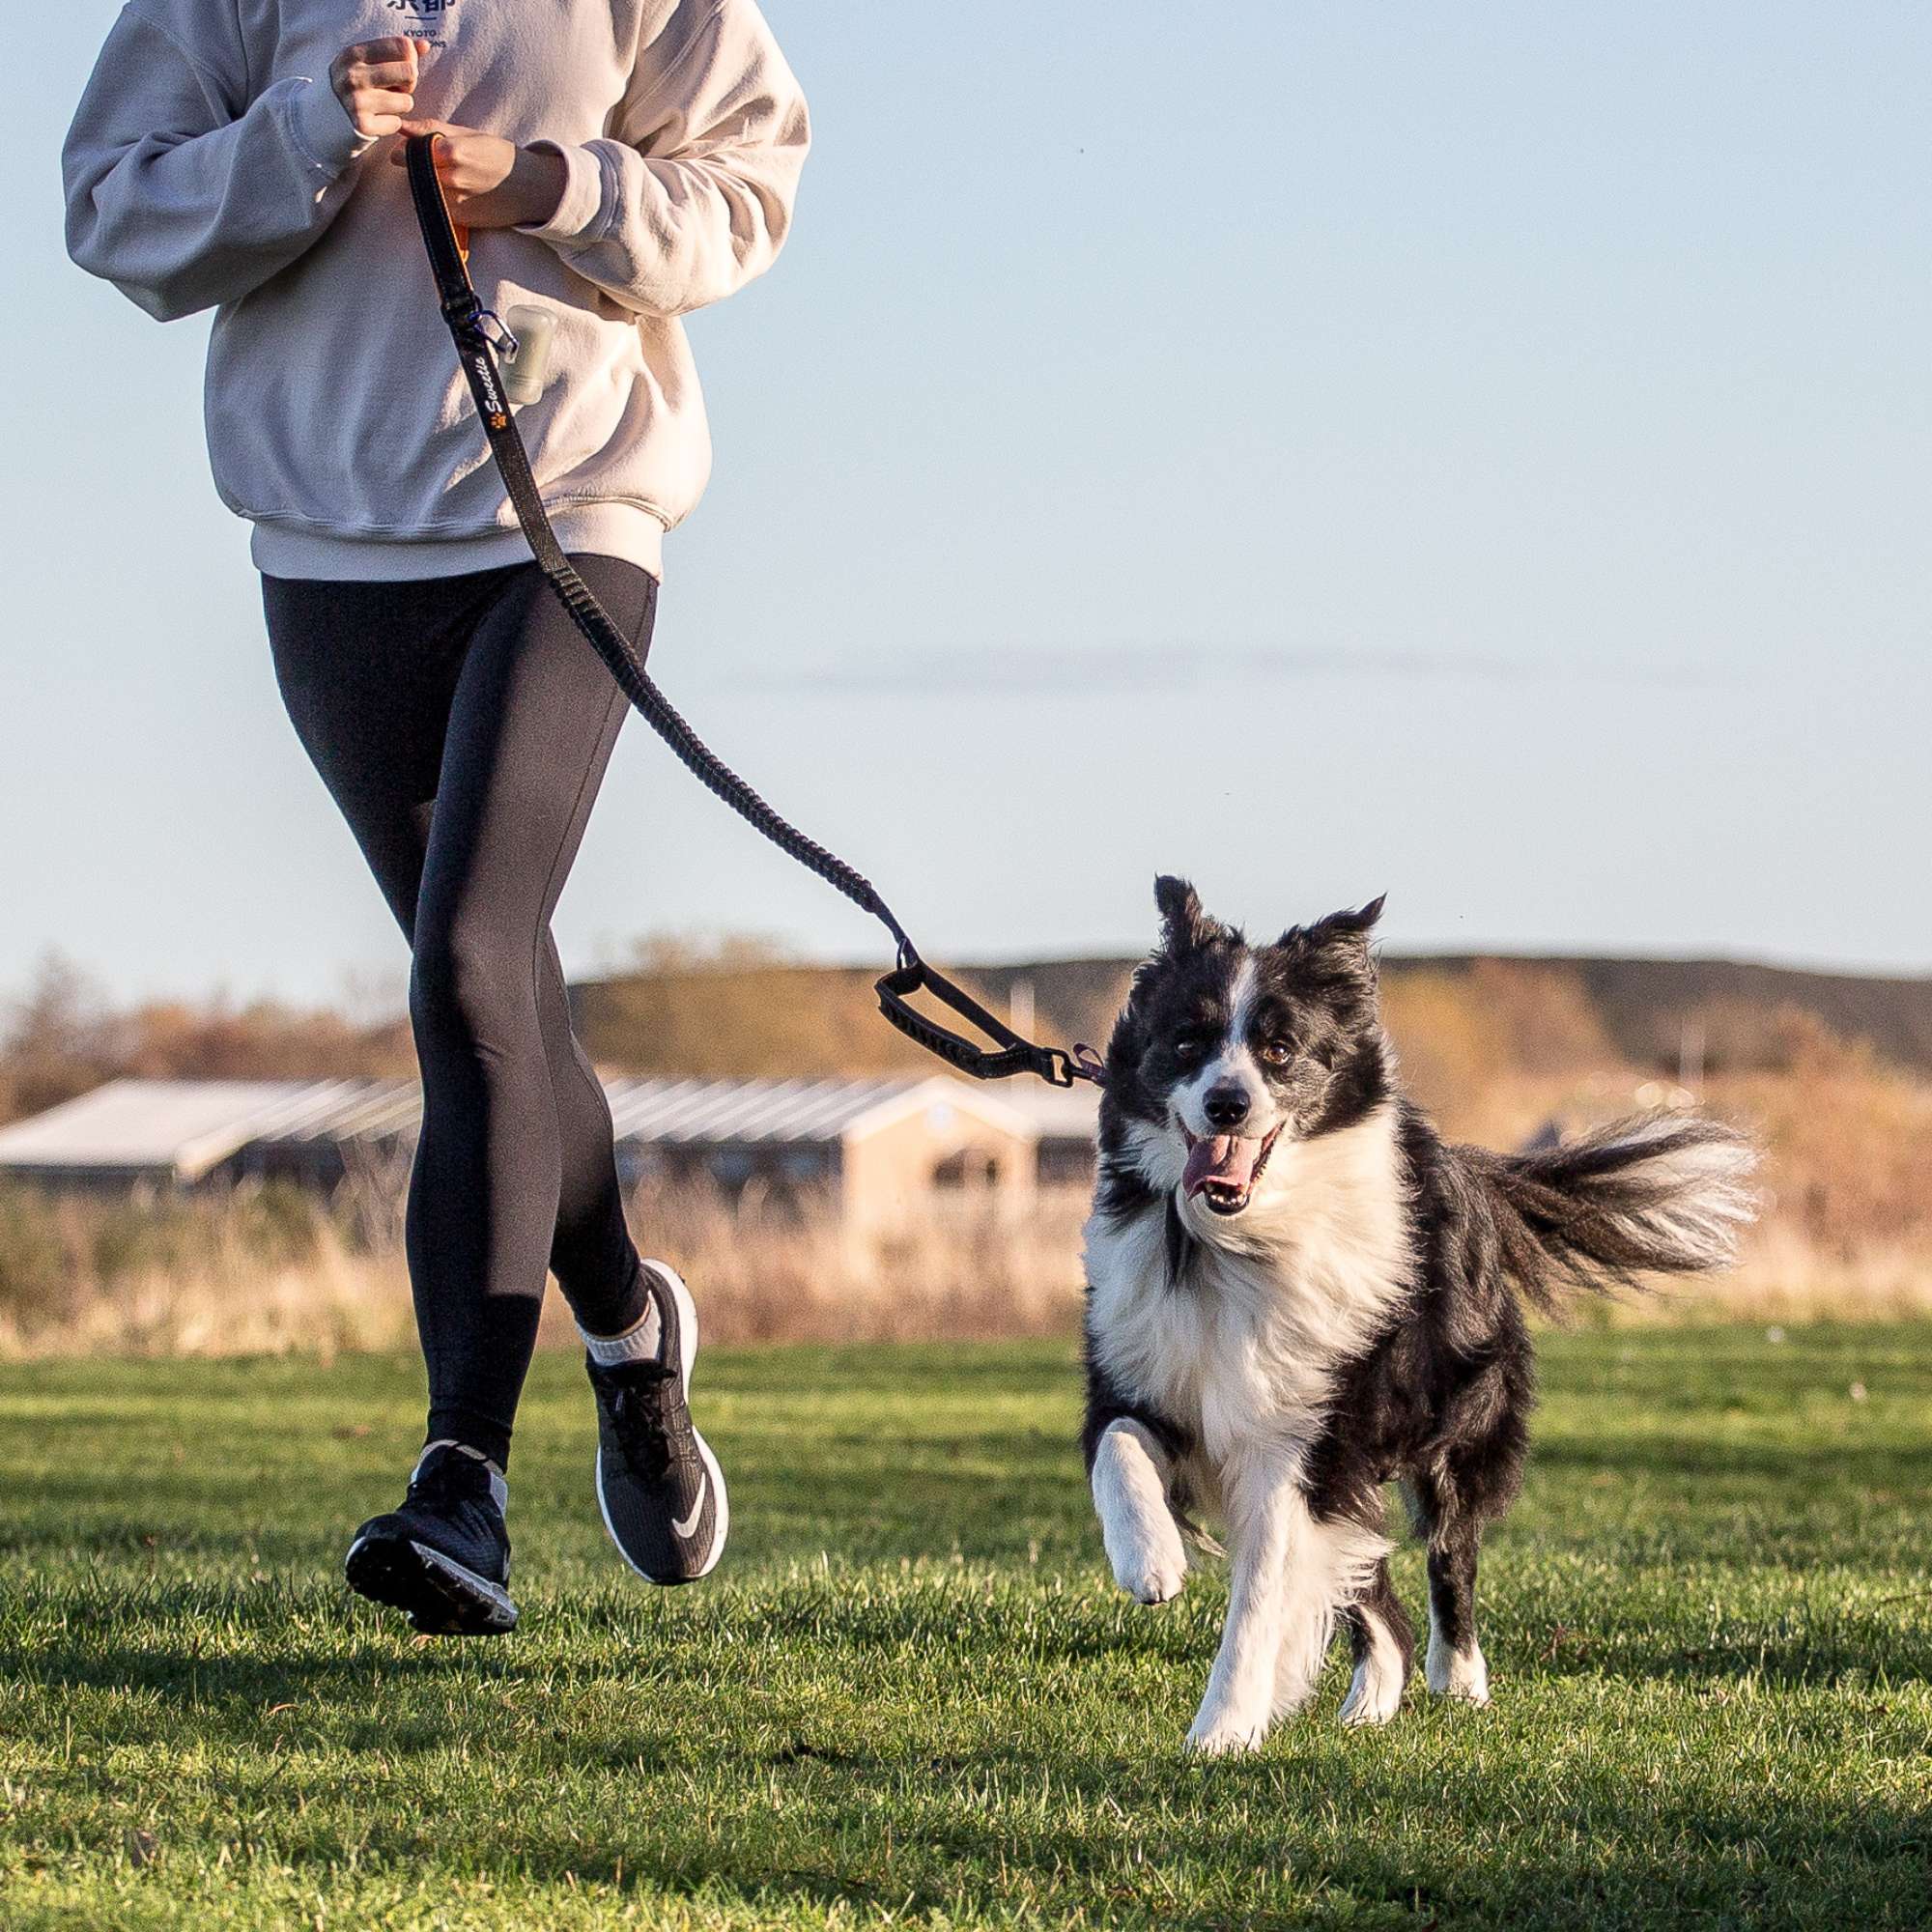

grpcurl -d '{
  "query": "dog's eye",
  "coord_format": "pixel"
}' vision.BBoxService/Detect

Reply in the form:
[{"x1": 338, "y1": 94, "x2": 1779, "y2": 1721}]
[
  {"x1": 1173, "y1": 1033, "x2": 1205, "y2": 1060},
  {"x1": 1258, "y1": 1039, "x2": 1293, "y2": 1066}
]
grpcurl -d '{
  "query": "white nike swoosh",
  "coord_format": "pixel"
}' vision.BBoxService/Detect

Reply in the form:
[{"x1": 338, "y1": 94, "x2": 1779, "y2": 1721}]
[{"x1": 671, "y1": 1472, "x2": 708, "y2": 1542}]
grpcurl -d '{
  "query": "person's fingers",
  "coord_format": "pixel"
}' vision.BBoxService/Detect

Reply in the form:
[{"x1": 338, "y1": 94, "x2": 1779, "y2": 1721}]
[
  {"x1": 354, "y1": 34, "x2": 419, "y2": 65},
  {"x1": 356, "y1": 88, "x2": 416, "y2": 121},
  {"x1": 388, "y1": 123, "x2": 436, "y2": 161},
  {"x1": 386, "y1": 121, "x2": 461, "y2": 168},
  {"x1": 356, "y1": 57, "x2": 417, "y2": 89}
]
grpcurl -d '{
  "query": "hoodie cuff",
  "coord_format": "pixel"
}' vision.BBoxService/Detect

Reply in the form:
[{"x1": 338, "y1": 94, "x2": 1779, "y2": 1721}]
[
  {"x1": 515, "y1": 141, "x2": 609, "y2": 246},
  {"x1": 287, "y1": 75, "x2": 374, "y2": 175}
]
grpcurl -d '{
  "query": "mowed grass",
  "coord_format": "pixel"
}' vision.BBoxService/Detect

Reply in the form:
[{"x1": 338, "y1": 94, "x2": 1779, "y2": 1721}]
[{"x1": 0, "y1": 1329, "x2": 1928, "y2": 1930}]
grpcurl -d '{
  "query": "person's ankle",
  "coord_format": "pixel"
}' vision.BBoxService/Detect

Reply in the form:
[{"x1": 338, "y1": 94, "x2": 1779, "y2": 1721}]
[
  {"x1": 421, "y1": 1409, "x2": 512, "y2": 1476},
  {"x1": 420, "y1": 1437, "x2": 507, "y2": 1483},
  {"x1": 579, "y1": 1257, "x2": 663, "y2": 1364},
  {"x1": 579, "y1": 1298, "x2": 662, "y2": 1366}
]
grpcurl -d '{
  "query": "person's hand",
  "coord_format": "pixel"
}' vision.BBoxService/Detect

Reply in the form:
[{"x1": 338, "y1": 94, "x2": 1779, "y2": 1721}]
[
  {"x1": 386, "y1": 122, "x2": 567, "y2": 230},
  {"x1": 329, "y1": 36, "x2": 429, "y2": 140}
]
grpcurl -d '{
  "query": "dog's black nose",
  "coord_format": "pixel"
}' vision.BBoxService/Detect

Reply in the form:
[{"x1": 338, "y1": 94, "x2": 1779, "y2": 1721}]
[{"x1": 1204, "y1": 1086, "x2": 1250, "y2": 1129}]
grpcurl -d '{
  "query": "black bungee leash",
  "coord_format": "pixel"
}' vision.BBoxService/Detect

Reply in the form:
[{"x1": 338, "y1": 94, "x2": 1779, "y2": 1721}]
[{"x1": 404, "y1": 136, "x2": 1102, "y2": 1089}]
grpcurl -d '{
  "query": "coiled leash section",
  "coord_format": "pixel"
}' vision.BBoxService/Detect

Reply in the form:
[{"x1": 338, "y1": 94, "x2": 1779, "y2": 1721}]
[{"x1": 405, "y1": 137, "x2": 1101, "y2": 1089}]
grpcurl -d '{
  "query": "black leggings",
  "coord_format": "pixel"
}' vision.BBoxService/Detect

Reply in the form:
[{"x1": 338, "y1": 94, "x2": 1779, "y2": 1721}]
[{"x1": 263, "y1": 556, "x2": 656, "y2": 1467}]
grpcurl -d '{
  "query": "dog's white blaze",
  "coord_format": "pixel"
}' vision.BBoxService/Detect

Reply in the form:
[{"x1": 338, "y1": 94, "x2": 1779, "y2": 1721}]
[
  {"x1": 1091, "y1": 1419, "x2": 1186, "y2": 1605},
  {"x1": 1425, "y1": 1620, "x2": 1490, "y2": 1703},
  {"x1": 1172, "y1": 957, "x2": 1280, "y2": 1139},
  {"x1": 1339, "y1": 1610, "x2": 1406, "y2": 1726}
]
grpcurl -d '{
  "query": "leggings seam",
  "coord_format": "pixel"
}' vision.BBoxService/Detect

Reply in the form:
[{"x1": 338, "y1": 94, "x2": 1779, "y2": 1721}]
[
  {"x1": 526, "y1": 572, "x2": 652, "y2": 1072},
  {"x1": 526, "y1": 573, "x2": 651, "y2": 1305},
  {"x1": 527, "y1": 675, "x2": 629, "y2": 1181}
]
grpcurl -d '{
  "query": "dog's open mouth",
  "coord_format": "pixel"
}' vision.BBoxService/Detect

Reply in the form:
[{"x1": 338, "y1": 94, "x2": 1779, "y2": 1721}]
[{"x1": 1180, "y1": 1123, "x2": 1283, "y2": 1216}]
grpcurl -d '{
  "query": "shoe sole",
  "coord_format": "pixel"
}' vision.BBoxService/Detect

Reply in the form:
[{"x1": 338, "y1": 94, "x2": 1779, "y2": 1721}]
[
  {"x1": 596, "y1": 1260, "x2": 730, "y2": 1585},
  {"x1": 344, "y1": 1531, "x2": 519, "y2": 1635}
]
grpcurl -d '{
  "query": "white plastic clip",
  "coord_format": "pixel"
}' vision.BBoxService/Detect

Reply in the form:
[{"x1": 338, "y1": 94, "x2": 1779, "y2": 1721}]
[{"x1": 499, "y1": 304, "x2": 557, "y2": 407}]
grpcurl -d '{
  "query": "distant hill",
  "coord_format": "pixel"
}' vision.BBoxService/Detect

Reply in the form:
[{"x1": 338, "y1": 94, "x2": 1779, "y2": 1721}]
[
  {"x1": 571, "y1": 963, "x2": 1009, "y2": 1080},
  {"x1": 1388, "y1": 955, "x2": 1932, "y2": 1075},
  {"x1": 574, "y1": 951, "x2": 1932, "y2": 1080}
]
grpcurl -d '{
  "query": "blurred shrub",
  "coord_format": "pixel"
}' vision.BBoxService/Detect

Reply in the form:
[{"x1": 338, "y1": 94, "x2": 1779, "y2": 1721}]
[
  {"x1": 0, "y1": 1181, "x2": 327, "y2": 1341},
  {"x1": 1382, "y1": 961, "x2": 1618, "y2": 1122}
]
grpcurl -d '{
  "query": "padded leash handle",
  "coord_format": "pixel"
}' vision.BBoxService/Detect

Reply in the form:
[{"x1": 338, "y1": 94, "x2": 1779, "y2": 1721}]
[
  {"x1": 405, "y1": 136, "x2": 1103, "y2": 1093},
  {"x1": 875, "y1": 951, "x2": 1088, "y2": 1088}
]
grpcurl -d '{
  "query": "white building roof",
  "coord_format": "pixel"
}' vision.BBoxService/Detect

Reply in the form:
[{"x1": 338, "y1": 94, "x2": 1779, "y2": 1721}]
[
  {"x1": 0, "y1": 1078, "x2": 345, "y2": 1182},
  {"x1": 601, "y1": 1075, "x2": 1034, "y2": 1146}
]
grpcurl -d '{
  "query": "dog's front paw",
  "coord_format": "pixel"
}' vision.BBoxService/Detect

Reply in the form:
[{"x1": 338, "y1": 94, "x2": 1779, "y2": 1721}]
[
  {"x1": 1112, "y1": 1536, "x2": 1186, "y2": 1606},
  {"x1": 1185, "y1": 1705, "x2": 1270, "y2": 1756},
  {"x1": 1337, "y1": 1622, "x2": 1408, "y2": 1726},
  {"x1": 1104, "y1": 1507, "x2": 1187, "y2": 1605}
]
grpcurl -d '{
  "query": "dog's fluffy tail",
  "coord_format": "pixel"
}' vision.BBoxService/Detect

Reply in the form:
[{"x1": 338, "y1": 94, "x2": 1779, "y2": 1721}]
[{"x1": 1457, "y1": 1113, "x2": 1758, "y2": 1309}]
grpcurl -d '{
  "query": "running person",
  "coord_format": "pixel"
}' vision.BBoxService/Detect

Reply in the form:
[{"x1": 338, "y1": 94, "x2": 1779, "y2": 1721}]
[{"x1": 64, "y1": 1, "x2": 810, "y2": 1631}]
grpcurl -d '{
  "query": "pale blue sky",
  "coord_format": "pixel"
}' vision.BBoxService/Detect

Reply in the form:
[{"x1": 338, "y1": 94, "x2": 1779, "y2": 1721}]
[{"x1": 11, "y1": 2, "x2": 1928, "y2": 1008}]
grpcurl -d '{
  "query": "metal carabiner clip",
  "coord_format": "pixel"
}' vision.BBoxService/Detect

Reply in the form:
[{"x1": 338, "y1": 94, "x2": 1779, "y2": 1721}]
[{"x1": 472, "y1": 308, "x2": 520, "y2": 359}]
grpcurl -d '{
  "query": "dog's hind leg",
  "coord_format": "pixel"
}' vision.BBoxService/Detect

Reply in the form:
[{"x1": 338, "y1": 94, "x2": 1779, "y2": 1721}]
[
  {"x1": 1337, "y1": 1559, "x2": 1415, "y2": 1726},
  {"x1": 1424, "y1": 1527, "x2": 1488, "y2": 1702},
  {"x1": 1091, "y1": 1419, "x2": 1187, "y2": 1605},
  {"x1": 1410, "y1": 1472, "x2": 1491, "y2": 1704}
]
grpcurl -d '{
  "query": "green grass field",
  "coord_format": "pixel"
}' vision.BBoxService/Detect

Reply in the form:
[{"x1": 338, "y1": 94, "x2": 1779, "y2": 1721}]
[{"x1": 1, "y1": 1327, "x2": 1928, "y2": 1929}]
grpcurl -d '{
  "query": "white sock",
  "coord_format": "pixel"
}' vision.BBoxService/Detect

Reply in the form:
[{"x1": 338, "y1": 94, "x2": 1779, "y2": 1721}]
[{"x1": 579, "y1": 1286, "x2": 663, "y2": 1367}]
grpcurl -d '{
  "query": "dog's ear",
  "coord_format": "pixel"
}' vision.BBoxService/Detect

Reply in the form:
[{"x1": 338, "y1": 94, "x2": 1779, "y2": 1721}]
[
  {"x1": 1153, "y1": 874, "x2": 1215, "y2": 953},
  {"x1": 1286, "y1": 895, "x2": 1385, "y2": 954}
]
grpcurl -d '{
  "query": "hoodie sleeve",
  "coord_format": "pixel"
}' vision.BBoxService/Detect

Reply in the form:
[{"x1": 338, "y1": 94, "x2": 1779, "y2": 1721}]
[
  {"x1": 63, "y1": 3, "x2": 374, "y2": 324},
  {"x1": 516, "y1": 0, "x2": 809, "y2": 320}
]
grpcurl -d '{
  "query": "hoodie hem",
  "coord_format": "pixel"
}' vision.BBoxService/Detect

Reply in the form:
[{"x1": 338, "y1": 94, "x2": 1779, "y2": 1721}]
[{"x1": 250, "y1": 502, "x2": 665, "y2": 582}]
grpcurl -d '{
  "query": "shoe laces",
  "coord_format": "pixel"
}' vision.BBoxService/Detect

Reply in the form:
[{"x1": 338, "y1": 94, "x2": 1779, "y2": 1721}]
[{"x1": 601, "y1": 1364, "x2": 683, "y2": 1482}]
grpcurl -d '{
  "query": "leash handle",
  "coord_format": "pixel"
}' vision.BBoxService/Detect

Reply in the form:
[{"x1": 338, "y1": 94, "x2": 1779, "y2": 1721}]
[
  {"x1": 875, "y1": 952, "x2": 1084, "y2": 1088},
  {"x1": 404, "y1": 136, "x2": 1101, "y2": 1092}
]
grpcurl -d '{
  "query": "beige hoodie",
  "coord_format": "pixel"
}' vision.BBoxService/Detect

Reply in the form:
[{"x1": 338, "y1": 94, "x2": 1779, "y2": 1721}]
[{"x1": 64, "y1": 0, "x2": 810, "y2": 580}]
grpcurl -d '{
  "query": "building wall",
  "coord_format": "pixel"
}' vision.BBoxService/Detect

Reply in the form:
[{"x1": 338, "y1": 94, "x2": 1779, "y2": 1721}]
[
  {"x1": 616, "y1": 1140, "x2": 840, "y2": 1213},
  {"x1": 839, "y1": 1105, "x2": 1035, "y2": 1233}
]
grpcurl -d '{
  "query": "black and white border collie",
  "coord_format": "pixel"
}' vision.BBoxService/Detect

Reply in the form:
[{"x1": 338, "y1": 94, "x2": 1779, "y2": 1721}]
[{"x1": 1082, "y1": 879, "x2": 1756, "y2": 1753}]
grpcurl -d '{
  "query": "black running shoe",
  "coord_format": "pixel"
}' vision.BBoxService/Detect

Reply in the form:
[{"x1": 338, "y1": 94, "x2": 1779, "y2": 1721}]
[
  {"x1": 587, "y1": 1262, "x2": 728, "y2": 1584},
  {"x1": 343, "y1": 1442, "x2": 518, "y2": 1634}
]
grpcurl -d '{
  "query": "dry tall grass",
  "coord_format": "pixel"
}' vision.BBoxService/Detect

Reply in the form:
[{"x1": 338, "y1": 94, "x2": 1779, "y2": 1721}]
[{"x1": 0, "y1": 1181, "x2": 1093, "y2": 1363}]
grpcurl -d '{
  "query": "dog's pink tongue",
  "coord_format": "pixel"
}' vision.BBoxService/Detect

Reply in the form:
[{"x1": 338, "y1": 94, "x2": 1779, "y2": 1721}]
[{"x1": 1183, "y1": 1134, "x2": 1262, "y2": 1197}]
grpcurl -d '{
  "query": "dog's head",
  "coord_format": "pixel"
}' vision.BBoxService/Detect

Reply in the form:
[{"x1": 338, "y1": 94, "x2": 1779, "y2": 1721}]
[{"x1": 1101, "y1": 877, "x2": 1392, "y2": 1218}]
